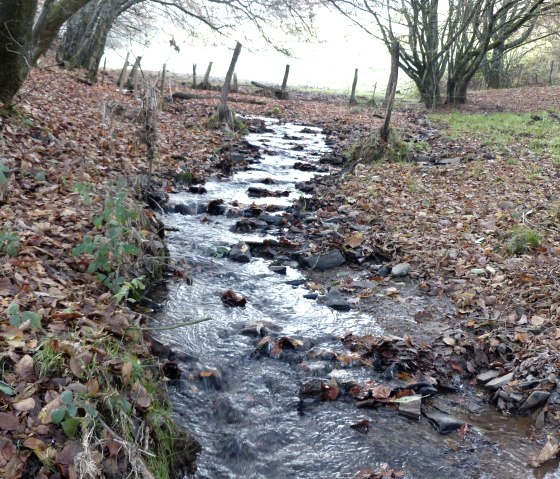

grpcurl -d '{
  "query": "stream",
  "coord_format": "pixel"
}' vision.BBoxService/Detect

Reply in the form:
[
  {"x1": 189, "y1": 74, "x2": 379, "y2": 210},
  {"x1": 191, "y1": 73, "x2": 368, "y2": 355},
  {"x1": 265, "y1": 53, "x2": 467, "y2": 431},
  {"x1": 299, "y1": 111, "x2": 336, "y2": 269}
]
[{"x1": 152, "y1": 119, "x2": 558, "y2": 479}]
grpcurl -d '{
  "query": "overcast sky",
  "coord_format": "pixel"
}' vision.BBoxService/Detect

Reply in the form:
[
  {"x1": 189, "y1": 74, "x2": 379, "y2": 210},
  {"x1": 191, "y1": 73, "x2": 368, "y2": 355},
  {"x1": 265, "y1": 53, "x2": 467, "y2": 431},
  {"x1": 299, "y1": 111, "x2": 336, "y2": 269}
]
[{"x1": 104, "y1": 6, "x2": 395, "y2": 94}]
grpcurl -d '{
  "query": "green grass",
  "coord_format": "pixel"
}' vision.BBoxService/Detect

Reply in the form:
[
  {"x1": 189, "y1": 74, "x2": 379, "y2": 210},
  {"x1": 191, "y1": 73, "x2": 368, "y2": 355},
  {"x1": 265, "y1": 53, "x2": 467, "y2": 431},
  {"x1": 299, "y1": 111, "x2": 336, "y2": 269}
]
[
  {"x1": 430, "y1": 111, "x2": 560, "y2": 163},
  {"x1": 507, "y1": 226, "x2": 541, "y2": 254},
  {"x1": 34, "y1": 341, "x2": 65, "y2": 378}
]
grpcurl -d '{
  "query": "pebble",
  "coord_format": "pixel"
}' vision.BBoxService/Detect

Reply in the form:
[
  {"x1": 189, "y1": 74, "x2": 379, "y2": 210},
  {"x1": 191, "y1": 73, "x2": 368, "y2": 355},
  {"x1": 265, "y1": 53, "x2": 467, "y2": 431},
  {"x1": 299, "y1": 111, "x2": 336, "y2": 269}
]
[
  {"x1": 228, "y1": 242, "x2": 251, "y2": 263},
  {"x1": 398, "y1": 396, "x2": 422, "y2": 419},
  {"x1": 391, "y1": 263, "x2": 411, "y2": 277},
  {"x1": 484, "y1": 372, "x2": 514, "y2": 390},
  {"x1": 476, "y1": 369, "x2": 501, "y2": 384},
  {"x1": 318, "y1": 287, "x2": 350, "y2": 311},
  {"x1": 423, "y1": 409, "x2": 465, "y2": 434},
  {"x1": 302, "y1": 249, "x2": 346, "y2": 271},
  {"x1": 519, "y1": 390, "x2": 550, "y2": 412}
]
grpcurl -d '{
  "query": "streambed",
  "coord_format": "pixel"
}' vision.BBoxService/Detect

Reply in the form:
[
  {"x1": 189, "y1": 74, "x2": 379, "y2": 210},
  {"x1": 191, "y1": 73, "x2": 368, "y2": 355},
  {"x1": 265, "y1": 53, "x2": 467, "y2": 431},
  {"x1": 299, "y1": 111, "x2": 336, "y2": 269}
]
[{"x1": 152, "y1": 119, "x2": 557, "y2": 479}]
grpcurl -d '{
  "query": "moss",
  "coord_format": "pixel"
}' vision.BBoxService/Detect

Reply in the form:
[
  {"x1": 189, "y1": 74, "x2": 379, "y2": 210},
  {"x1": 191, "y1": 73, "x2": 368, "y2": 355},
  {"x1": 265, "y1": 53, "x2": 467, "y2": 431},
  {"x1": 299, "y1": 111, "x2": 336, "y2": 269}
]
[
  {"x1": 346, "y1": 128, "x2": 410, "y2": 167},
  {"x1": 266, "y1": 106, "x2": 283, "y2": 118},
  {"x1": 206, "y1": 110, "x2": 247, "y2": 133}
]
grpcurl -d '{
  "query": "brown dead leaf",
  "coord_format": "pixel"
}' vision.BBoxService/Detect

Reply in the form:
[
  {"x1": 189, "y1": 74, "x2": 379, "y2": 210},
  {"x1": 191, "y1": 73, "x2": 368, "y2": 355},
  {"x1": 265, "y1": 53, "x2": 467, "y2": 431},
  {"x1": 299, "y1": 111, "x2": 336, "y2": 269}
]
[
  {"x1": 12, "y1": 397, "x2": 35, "y2": 412},
  {"x1": 130, "y1": 381, "x2": 152, "y2": 411},
  {"x1": 38, "y1": 396, "x2": 62, "y2": 425},
  {"x1": 344, "y1": 232, "x2": 365, "y2": 248},
  {"x1": 530, "y1": 315, "x2": 546, "y2": 326},
  {"x1": 0, "y1": 413, "x2": 20, "y2": 431},
  {"x1": 370, "y1": 385, "x2": 393, "y2": 400},
  {"x1": 220, "y1": 289, "x2": 247, "y2": 307},
  {"x1": 86, "y1": 379, "x2": 99, "y2": 395},
  {"x1": 0, "y1": 436, "x2": 17, "y2": 464},
  {"x1": 23, "y1": 437, "x2": 47, "y2": 451},
  {"x1": 0, "y1": 278, "x2": 17, "y2": 297},
  {"x1": 122, "y1": 362, "x2": 132, "y2": 386},
  {"x1": 15, "y1": 355, "x2": 34, "y2": 379},
  {"x1": 69, "y1": 356, "x2": 83, "y2": 378},
  {"x1": 529, "y1": 438, "x2": 560, "y2": 468}
]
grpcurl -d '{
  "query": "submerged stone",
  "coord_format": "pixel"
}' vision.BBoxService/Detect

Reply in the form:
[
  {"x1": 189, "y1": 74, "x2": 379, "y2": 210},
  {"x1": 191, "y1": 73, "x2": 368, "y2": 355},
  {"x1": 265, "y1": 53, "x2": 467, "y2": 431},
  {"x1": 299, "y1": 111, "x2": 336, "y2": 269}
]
[
  {"x1": 398, "y1": 396, "x2": 422, "y2": 419},
  {"x1": 228, "y1": 242, "x2": 251, "y2": 263},
  {"x1": 319, "y1": 287, "x2": 350, "y2": 311},
  {"x1": 423, "y1": 409, "x2": 465, "y2": 434}
]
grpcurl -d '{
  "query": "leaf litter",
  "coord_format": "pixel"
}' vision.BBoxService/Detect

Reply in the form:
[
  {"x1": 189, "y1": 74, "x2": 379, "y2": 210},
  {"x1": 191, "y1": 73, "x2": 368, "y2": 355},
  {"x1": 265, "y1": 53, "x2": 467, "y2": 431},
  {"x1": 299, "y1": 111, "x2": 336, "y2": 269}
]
[{"x1": 2, "y1": 65, "x2": 560, "y2": 477}]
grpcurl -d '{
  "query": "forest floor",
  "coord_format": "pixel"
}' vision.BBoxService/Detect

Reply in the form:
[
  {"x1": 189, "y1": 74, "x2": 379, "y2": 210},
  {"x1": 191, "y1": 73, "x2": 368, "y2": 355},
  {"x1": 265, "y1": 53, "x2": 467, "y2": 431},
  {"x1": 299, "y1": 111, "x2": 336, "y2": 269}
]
[{"x1": 1, "y1": 66, "x2": 560, "y2": 478}]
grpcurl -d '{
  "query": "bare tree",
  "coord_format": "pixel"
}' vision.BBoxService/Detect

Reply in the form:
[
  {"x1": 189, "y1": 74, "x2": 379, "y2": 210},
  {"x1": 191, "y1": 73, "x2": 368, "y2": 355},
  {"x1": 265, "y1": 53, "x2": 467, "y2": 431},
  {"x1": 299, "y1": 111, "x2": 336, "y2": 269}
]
[
  {"x1": 1, "y1": 0, "x2": 316, "y2": 103},
  {"x1": 329, "y1": 0, "x2": 560, "y2": 106},
  {"x1": 57, "y1": 0, "x2": 317, "y2": 83}
]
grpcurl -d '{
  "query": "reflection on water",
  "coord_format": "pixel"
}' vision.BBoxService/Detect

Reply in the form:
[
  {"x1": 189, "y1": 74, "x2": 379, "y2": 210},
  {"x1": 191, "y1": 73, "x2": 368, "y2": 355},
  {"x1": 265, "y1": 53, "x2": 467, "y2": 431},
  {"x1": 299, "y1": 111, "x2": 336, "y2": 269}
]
[{"x1": 154, "y1": 120, "x2": 557, "y2": 479}]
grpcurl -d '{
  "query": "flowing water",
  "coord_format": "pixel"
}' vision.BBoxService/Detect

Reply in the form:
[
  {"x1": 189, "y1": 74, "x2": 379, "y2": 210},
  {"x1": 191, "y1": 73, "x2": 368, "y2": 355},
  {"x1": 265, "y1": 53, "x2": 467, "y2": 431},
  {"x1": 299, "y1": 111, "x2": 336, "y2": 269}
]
[{"x1": 152, "y1": 119, "x2": 559, "y2": 479}]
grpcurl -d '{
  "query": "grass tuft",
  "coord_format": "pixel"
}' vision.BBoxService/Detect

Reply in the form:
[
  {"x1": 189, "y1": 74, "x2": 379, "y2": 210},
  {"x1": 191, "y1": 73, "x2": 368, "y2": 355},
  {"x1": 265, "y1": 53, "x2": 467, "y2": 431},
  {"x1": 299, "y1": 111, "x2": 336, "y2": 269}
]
[{"x1": 507, "y1": 226, "x2": 541, "y2": 254}]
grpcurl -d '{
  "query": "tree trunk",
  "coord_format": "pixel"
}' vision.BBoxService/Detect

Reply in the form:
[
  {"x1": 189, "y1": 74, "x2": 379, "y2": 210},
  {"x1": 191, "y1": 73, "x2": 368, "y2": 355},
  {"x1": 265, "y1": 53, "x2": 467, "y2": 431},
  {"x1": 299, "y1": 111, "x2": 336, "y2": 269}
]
[
  {"x1": 0, "y1": 0, "x2": 37, "y2": 104},
  {"x1": 159, "y1": 63, "x2": 166, "y2": 107},
  {"x1": 483, "y1": 45, "x2": 505, "y2": 89},
  {"x1": 279, "y1": 64, "x2": 289, "y2": 100},
  {"x1": 349, "y1": 68, "x2": 358, "y2": 105},
  {"x1": 231, "y1": 73, "x2": 238, "y2": 93},
  {"x1": 380, "y1": 42, "x2": 399, "y2": 142},
  {"x1": 30, "y1": 0, "x2": 89, "y2": 64},
  {"x1": 192, "y1": 63, "x2": 197, "y2": 88},
  {"x1": 446, "y1": 75, "x2": 471, "y2": 105},
  {"x1": 201, "y1": 61, "x2": 213, "y2": 89},
  {"x1": 117, "y1": 52, "x2": 129, "y2": 87},
  {"x1": 125, "y1": 55, "x2": 141, "y2": 91},
  {"x1": 417, "y1": 70, "x2": 441, "y2": 109},
  {"x1": 58, "y1": 0, "x2": 123, "y2": 82},
  {"x1": 218, "y1": 41, "x2": 242, "y2": 123},
  {"x1": 101, "y1": 56, "x2": 106, "y2": 84}
]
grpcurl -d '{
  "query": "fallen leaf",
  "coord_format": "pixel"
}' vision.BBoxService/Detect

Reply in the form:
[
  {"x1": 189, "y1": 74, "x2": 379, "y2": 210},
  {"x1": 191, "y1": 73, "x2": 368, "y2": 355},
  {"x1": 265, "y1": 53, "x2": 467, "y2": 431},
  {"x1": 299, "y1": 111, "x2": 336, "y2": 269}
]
[
  {"x1": 15, "y1": 355, "x2": 34, "y2": 379},
  {"x1": 12, "y1": 397, "x2": 35, "y2": 412},
  {"x1": 0, "y1": 278, "x2": 17, "y2": 296},
  {"x1": 130, "y1": 382, "x2": 152, "y2": 411},
  {"x1": 23, "y1": 437, "x2": 47, "y2": 451},
  {"x1": 529, "y1": 439, "x2": 560, "y2": 467},
  {"x1": 344, "y1": 232, "x2": 364, "y2": 248},
  {"x1": 530, "y1": 315, "x2": 546, "y2": 326},
  {"x1": 122, "y1": 362, "x2": 132, "y2": 386},
  {"x1": 370, "y1": 385, "x2": 393, "y2": 400},
  {"x1": 0, "y1": 412, "x2": 20, "y2": 431}
]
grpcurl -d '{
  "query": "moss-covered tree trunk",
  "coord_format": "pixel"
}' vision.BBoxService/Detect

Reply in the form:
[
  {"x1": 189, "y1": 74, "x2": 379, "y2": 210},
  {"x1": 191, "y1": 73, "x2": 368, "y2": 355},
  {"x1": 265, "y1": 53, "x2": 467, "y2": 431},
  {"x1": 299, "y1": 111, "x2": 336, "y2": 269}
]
[{"x1": 0, "y1": 0, "x2": 37, "y2": 104}]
